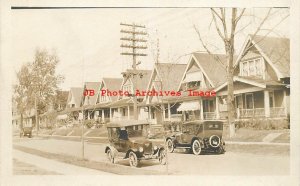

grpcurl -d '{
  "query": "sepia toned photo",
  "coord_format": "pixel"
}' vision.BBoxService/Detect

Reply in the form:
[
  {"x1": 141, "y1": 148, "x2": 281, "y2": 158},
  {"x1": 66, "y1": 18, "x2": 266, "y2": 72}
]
[{"x1": 1, "y1": 1, "x2": 299, "y2": 186}]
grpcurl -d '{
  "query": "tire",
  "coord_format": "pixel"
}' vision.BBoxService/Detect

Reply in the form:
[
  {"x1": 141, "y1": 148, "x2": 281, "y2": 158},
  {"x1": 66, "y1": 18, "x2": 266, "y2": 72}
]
[
  {"x1": 192, "y1": 139, "x2": 202, "y2": 155},
  {"x1": 217, "y1": 145, "x2": 225, "y2": 154},
  {"x1": 129, "y1": 152, "x2": 139, "y2": 167},
  {"x1": 166, "y1": 139, "x2": 174, "y2": 153},
  {"x1": 158, "y1": 149, "x2": 167, "y2": 165},
  {"x1": 106, "y1": 149, "x2": 114, "y2": 163}
]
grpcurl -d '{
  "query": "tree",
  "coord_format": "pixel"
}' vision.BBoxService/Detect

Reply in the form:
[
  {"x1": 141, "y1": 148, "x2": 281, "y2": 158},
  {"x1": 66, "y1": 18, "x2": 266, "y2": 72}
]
[
  {"x1": 13, "y1": 49, "x2": 64, "y2": 130},
  {"x1": 194, "y1": 8, "x2": 289, "y2": 137}
]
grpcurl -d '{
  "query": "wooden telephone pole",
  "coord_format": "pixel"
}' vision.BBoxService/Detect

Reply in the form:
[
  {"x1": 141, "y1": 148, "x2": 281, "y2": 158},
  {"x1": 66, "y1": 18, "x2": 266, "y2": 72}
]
[{"x1": 120, "y1": 23, "x2": 147, "y2": 120}]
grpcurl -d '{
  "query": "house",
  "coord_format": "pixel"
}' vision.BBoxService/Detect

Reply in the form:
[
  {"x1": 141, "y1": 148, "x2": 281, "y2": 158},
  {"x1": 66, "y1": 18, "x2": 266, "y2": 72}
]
[
  {"x1": 143, "y1": 63, "x2": 186, "y2": 125},
  {"x1": 81, "y1": 82, "x2": 102, "y2": 120},
  {"x1": 162, "y1": 52, "x2": 228, "y2": 122},
  {"x1": 215, "y1": 35, "x2": 290, "y2": 120},
  {"x1": 93, "y1": 77, "x2": 123, "y2": 123},
  {"x1": 109, "y1": 69, "x2": 152, "y2": 121},
  {"x1": 66, "y1": 87, "x2": 84, "y2": 108}
]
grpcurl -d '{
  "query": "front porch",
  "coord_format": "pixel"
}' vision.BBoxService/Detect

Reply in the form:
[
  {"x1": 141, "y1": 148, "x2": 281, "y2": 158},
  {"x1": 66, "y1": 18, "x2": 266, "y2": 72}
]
[{"x1": 235, "y1": 90, "x2": 288, "y2": 119}]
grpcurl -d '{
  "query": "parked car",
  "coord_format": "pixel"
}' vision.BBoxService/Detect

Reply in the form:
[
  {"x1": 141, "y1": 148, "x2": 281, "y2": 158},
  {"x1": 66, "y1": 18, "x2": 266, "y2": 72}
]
[
  {"x1": 105, "y1": 120, "x2": 166, "y2": 167},
  {"x1": 165, "y1": 120, "x2": 225, "y2": 155},
  {"x1": 20, "y1": 127, "x2": 33, "y2": 138}
]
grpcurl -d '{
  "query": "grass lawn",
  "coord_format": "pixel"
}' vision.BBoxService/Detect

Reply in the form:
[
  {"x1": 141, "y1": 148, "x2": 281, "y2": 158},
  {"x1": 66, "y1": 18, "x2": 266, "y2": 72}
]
[{"x1": 226, "y1": 128, "x2": 290, "y2": 143}]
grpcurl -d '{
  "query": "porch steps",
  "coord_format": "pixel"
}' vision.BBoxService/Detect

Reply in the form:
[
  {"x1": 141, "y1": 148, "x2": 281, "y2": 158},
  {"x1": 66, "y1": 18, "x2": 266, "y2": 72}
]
[{"x1": 262, "y1": 133, "x2": 283, "y2": 142}]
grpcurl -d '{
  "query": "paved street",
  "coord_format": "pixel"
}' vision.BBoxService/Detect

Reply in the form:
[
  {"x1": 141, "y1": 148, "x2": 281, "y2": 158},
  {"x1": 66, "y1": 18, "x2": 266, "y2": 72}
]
[{"x1": 13, "y1": 137, "x2": 290, "y2": 175}]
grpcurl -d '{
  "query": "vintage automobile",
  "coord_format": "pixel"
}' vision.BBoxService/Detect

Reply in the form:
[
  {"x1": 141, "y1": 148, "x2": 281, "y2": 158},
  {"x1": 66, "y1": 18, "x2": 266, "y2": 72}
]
[
  {"x1": 166, "y1": 120, "x2": 225, "y2": 155},
  {"x1": 20, "y1": 127, "x2": 33, "y2": 138},
  {"x1": 105, "y1": 120, "x2": 166, "y2": 167}
]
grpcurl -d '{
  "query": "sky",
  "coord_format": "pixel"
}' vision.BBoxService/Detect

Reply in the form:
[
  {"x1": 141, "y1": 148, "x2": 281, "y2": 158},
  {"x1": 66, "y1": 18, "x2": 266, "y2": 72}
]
[{"x1": 11, "y1": 7, "x2": 289, "y2": 90}]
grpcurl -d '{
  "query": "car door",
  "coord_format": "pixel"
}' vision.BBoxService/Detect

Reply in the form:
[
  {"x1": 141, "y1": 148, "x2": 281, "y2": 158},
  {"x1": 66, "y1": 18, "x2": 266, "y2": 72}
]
[{"x1": 180, "y1": 124, "x2": 194, "y2": 144}]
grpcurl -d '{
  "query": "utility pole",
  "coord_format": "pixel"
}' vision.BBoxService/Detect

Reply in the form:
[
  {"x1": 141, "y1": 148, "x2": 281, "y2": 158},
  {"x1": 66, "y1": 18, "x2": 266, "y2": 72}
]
[
  {"x1": 35, "y1": 92, "x2": 39, "y2": 136},
  {"x1": 120, "y1": 22, "x2": 147, "y2": 120}
]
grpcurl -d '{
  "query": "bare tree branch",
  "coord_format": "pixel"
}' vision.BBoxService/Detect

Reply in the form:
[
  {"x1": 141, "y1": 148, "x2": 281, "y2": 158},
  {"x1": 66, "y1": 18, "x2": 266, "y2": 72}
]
[
  {"x1": 235, "y1": 8, "x2": 246, "y2": 24},
  {"x1": 193, "y1": 24, "x2": 227, "y2": 69},
  {"x1": 211, "y1": 9, "x2": 226, "y2": 41}
]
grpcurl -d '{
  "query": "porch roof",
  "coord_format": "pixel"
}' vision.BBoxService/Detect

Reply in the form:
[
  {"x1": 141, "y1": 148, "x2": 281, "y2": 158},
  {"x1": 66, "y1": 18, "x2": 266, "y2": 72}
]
[
  {"x1": 215, "y1": 76, "x2": 286, "y2": 92},
  {"x1": 177, "y1": 101, "x2": 201, "y2": 111},
  {"x1": 108, "y1": 98, "x2": 134, "y2": 108}
]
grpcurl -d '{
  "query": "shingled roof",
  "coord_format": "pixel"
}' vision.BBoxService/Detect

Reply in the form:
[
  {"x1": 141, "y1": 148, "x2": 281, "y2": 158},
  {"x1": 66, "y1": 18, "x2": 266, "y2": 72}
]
[
  {"x1": 155, "y1": 63, "x2": 187, "y2": 91},
  {"x1": 66, "y1": 87, "x2": 83, "y2": 108},
  {"x1": 251, "y1": 35, "x2": 290, "y2": 78},
  {"x1": 122, "y1": 69, "x2": 152, "y2": 92},
  {"x1": 82, "y1": 82, "x2": 102, "y2": 105},
  {"x1": 192, "y1": 52, "x2": 227, "y2": 87},
  {"x1": 102, "y1": 78, "x2": 123, "y2": 101}
]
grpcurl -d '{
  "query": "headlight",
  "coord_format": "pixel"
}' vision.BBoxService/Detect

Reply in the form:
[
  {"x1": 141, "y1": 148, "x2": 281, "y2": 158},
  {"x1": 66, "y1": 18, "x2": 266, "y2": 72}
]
[
  {"x1": 139, "y1": 147, "x2": 144, "y2": 152},
  {"x1": 153, "y1": 145, "x2": 158, "y2": 151}
]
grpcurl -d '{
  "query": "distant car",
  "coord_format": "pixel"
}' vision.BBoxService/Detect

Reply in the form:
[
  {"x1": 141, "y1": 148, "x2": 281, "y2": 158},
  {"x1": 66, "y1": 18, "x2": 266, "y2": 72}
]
[
  {"x1": 20, "y1": 127, "x2": 33, "y2": 138},
  {"x1": 105, "y1": 120, "x2": 166, "y2": 167},
  {"x1": 165, "y1": 120, "x2": 225, "y2": 155}
]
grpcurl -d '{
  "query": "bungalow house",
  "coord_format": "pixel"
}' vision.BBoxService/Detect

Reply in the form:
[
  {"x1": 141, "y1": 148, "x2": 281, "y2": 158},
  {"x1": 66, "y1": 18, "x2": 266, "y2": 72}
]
[
  {"x1": 144, "y1": 63, "x2": 186, "y2": 125},
  {"x1": 109, "y1": 69, "x2": 151, "y2": 121},
  {"x1": 163, "y1": 52, "x2": 228, "y2": 122},
  {"x1": 93, "y1": 77, "x2": 123, "y2": 123},
  {"x1": 81, "y1": 82, "x2": 102, "y2": 120},
  {"x1": 215, "y1": 35, "x2": 290, "y2": 120}
]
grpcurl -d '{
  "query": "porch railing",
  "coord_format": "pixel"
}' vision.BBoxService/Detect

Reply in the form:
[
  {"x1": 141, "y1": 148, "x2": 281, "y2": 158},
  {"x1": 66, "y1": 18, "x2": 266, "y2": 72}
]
[
  {"x1": 270, "y1": 107, "x2": 285, "y2": 117},
  {"x1": 203, "y1": 112, "x2": 216, "y2": 120},
  {"x1": 238, "y1": 108, "x2": 265, "y2": 118},
  {"x1": 238, "y1": 107, "x2": 286, "y2": 118}
]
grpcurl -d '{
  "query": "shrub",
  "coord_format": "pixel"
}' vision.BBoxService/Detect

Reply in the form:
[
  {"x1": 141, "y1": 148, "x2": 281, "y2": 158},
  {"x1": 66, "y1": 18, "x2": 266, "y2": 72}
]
[
  {"x1": 235, "y1": 118, "x2": 289, "y2": 130},
  {"x1": 84, "y1": 120, "x2": 95, "y2": 129}
]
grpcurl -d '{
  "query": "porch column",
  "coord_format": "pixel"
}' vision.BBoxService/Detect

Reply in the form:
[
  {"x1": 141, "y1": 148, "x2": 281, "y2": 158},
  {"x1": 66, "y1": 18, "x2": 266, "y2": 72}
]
[
  {"x1": 264, "y1": 90, "x2": 270, "y2": 117},
  {"x1": 183, "y1": 111, "x2": 186, "y2": 121},
  {"x1": 162, "y1": 104, "x2": 166, "y2": 121},
  {"x1": 109, "y1": 108, "x2": 112, "y2": 121},
  {"x1": 127, "y1": 106, "x2": 130, "y2": 119},
  {"x1": 215, "y1": 97, "x2": 220, "y2": 119},
  {"x1": 148, "y1": 106, "x2": 151, "y2": 120},
  {"x1": 118, "y1": 107, "x2": 121, "y2": 120},
  {"x1": 101, "y1": 109, "x2": 105, "y2": 122},
  {"x1": 283, "y1": 90, "x2": 288, "y2": 116},
  {"x1": 168, "y1": 103, "x2": 171, "y2": 121},
  {"x1": 200, "y1": 99, "x2": 204, "y2": 120}
]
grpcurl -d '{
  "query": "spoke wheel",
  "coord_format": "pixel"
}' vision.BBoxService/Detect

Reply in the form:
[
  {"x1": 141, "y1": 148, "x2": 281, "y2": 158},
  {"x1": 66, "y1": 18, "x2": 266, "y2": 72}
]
[
  {"x1": 129, "y1": 152, "x2": 138, "y2": 167},
  {"x1": 192, "y1": 139, "x2": 202, "y2": 155},
  {"x1": 166, "y1": 139, "x2": 174, "y2": 153},
  {"x1": 106, "y1": 149, "x2": 114, "y2": 163},
  {"x1": 159, "y1": 149, "x2": 167, "y2": 165}
]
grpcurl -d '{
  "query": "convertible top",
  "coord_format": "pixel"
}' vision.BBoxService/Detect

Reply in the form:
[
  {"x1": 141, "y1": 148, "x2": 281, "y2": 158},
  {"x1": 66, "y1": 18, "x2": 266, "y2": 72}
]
[{"x1": 106, "y1": 120, "x2": 149, "y2": 128}]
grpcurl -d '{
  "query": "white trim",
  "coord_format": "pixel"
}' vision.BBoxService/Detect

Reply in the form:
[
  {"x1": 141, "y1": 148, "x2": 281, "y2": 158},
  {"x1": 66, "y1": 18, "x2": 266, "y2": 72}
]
[
  {"x1": 192, "y1": 54, "x2": 215, "y2": 87},
  {"x1": 234, "y1": 76, "x2": 266, "y2": 88},
  {"x1": 177, "y1": 55, "x2": 194, "y2": 91}
]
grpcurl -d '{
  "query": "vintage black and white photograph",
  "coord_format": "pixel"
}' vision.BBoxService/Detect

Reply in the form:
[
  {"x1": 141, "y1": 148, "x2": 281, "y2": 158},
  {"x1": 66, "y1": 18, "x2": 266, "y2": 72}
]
[{"x1": 1, "y1": 1, "x2": 300, "y2": 186}]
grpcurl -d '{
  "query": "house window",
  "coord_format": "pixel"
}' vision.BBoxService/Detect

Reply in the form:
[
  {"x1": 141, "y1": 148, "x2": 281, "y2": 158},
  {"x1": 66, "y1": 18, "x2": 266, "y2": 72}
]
[
  {"x1": 245, "y1": 93, "x2": 254, "y2": 109},
  {"x1": 203, "y1": 100, "x2": 215, "y2": 112},
  {"x1": 240, "y1": 58, "x2": 264, "y2": 78}
]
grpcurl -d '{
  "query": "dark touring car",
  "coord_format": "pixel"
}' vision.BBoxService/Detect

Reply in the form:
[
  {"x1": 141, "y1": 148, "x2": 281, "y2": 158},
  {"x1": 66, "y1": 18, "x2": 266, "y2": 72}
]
[
  {"x1": 105, "y1": 120, "x2": 166, "y2": 167},
  {"x1": 166, "y1": 120, "x2": 226, "y2": 155}
]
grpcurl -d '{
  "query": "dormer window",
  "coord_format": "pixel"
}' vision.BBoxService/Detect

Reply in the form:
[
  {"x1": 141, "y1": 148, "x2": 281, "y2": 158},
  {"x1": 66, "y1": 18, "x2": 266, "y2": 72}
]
[
  {"x1": 240, "y1": 58, "x2": 264, "y2": 78},
  {"x1": 183, "y1": 71, "x2": 203, "y2": 90}
]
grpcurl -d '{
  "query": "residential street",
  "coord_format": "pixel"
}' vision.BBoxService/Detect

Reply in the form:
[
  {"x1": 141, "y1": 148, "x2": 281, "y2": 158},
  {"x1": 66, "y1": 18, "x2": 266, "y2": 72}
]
[{"x1": 13, "y1": 136, "x2": 290, "y2": 175}]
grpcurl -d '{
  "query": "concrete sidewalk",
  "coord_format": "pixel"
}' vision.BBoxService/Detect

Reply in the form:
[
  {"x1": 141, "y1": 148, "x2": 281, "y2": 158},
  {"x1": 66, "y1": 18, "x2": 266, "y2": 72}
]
[{"x1": 13, "y1": 149, "x2": 114, "y2": 175}]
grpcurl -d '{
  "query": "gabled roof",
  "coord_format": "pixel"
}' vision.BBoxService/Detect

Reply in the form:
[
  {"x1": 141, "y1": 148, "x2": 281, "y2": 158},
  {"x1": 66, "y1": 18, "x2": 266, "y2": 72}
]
[
  {"x1": 145, "y1": 63, "x2": 186, "y2": 103},
  {"x1": 186, "y1": 52, "x2": 228, "y2": 87},
  {"x1": 236, "y1": 35, "x2": 290, "y2": 78},
  {"x1": 102, "y1": 78, "x2": 123, "y2": 102},
  {"x1": 67, "y1": 87, "x2": 83, "y2": 108},
  {"x1": 82, "y1": 82, "x2": 102, "y2": 105},
  {"x1": 155, "y1": 63, "x2": 187, "y2": 91}
]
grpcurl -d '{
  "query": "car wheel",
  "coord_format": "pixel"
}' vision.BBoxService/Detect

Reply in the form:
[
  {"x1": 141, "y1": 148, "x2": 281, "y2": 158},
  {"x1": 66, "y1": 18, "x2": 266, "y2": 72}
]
[
  {"x1": 129, "y1": 152, "x2": 139, "y2": 167},
  {"x1": 106, "y1": 149, "x2": 114, "y2": 163},
  {"x1": 217, "y1": 146, "x2": 225, "y2": 154},
  {"x1": 192, "y1": 139, "x2": 202, "y2": 155},
  {"x1": 158, "y1": 149, "x2": 167, "y2": 165},
  {"x1": 166, "y1": 139, "x2": 174, "y2": 153}
]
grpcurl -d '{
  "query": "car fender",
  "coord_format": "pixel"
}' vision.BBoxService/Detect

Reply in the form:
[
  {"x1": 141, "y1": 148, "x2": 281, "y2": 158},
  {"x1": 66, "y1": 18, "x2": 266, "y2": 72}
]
[
  {"x1": 105, "y1": 145, "x2": 118, "y2": 157},
  {"x1": 191, "y1": 137, "x2": 204, "y2": 148},
  {"x1": 125, "y1": 148, "x2": 139, "y2": 158}
]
